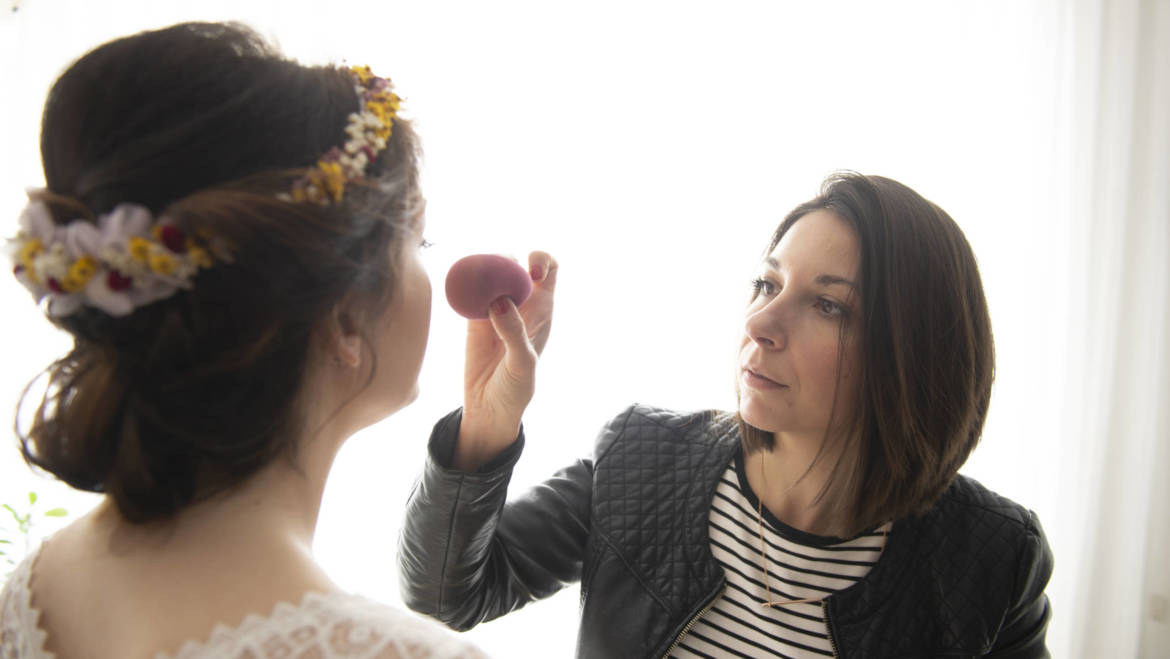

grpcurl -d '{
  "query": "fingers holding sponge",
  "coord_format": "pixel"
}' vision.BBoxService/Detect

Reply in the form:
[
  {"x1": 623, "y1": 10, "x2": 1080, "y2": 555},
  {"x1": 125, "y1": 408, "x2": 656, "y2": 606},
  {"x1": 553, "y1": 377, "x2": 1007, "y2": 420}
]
[{"x1": 445, "y1": 254, "x2": 533, "y2": 319}]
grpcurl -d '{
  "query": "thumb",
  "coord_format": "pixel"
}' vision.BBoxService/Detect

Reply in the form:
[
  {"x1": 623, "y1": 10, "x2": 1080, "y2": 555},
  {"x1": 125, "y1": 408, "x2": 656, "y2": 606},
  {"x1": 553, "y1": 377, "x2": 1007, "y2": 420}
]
[{"x1": 488, "y1": 296, "x2": 536, "y2": 364}]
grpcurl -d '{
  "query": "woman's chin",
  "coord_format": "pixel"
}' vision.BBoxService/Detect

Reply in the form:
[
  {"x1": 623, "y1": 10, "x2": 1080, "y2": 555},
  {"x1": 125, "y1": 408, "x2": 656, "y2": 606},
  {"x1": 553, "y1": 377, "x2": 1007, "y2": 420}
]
[
  {"x1": 738, "y1": 399, "x2": 779, "y2": 434},
  {"x1": 403, "y1": 381, "x2": 421, "y2": 407}
]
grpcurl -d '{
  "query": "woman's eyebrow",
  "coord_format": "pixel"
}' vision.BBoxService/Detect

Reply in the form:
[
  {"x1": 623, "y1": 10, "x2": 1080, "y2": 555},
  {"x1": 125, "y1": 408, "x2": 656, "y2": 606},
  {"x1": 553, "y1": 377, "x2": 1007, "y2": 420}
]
[
  {"x1": 815, "y1": 274, "x2": 857, "y2": 290},
  {"x1": 763, "y1": 258, "x2": 856, "y2": 290}
]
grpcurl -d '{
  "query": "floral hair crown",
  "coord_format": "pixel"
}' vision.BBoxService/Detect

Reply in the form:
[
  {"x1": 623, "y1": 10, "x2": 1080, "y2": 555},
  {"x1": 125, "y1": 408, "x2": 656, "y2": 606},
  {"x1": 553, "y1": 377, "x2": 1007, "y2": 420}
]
[
  {"x1": 279, "y1": 65, "x2": 402, "y2": 205},
  {"x1": 8, "y1": 65, "x2": 399, "y2": 318},
  {"x1": 9, "y1": 200, "x2": 220, "y2": 317}
]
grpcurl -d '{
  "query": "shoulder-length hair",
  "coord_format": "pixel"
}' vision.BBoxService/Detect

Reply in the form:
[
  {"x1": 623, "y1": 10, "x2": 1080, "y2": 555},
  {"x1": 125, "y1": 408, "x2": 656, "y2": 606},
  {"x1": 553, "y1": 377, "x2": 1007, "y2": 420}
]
[{"x1": 739, "y1": 172, "x2": 994, "y2": 537}]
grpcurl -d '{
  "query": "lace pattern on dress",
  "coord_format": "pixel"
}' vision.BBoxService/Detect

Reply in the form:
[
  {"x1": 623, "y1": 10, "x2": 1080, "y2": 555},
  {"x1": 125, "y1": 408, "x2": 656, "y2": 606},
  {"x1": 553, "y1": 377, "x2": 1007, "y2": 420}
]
[
  {"x1": 166, "y1": 591, "x2": 486, "y2": 659},
  {"x1": 0, "y1": 544, "x2": 485, "y2": 659},
  {"x1": 1, "y1": 545, "x2": 52, "y2": 659}
]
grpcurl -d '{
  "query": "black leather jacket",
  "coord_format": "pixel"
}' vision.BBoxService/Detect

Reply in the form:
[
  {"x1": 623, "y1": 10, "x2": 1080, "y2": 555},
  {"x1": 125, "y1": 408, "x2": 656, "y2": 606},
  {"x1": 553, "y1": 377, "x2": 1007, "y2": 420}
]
[{"x1": 399, "y1": 405, "x2": 1053, "y2": 658}]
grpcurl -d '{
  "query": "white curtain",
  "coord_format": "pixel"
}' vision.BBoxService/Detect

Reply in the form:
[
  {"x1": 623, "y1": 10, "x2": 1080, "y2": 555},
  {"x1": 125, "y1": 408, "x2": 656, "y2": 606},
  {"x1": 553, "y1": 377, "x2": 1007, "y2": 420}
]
[
  {"x1": 1049, "y1": 0, "x2": 1169, "y2": 656},
  {"x1": 0, "y1": 2, "x2": 1167, "y2": 657}
]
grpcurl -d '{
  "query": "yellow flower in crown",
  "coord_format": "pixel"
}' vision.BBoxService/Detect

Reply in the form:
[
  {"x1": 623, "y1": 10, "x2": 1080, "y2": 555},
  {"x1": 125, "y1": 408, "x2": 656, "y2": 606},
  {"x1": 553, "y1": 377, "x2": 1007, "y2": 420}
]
[
  {"x1": 18, "y1": 238, "x2": 43, "y2": 263},
  {"x1": 148, "y1": 250, "x2": 176, "y2": 276},
  {"x1": 188, "y1": 245, "x2": 213, "y2": 269},
  {"x1": 129, "y1": 236, "x2": 152, "y2": 262},
  {"x1": 366, "y1": 101, "x2": 392, "y2": 124},
  {"x1": 60, "y1": 256, "x2": 98, "y2": 292},
  {"x1": 301, "y1": 172, "x2": 327, "y2": 204},
  {"x1": 17, "y1": 238, "x2": 44, "y2": 283},
  {"x1": 350, "y1": 65, "x2": 376, "y2": 84},
  {"x1": 368, "y1": 88, "x2": 400, "y2": 110},
  {"x1": 367, "y1": 102, "x2": 399, "y2": 140},
  {"x1": 317, "y1": 160, "x2": 346, "y2": 202}
]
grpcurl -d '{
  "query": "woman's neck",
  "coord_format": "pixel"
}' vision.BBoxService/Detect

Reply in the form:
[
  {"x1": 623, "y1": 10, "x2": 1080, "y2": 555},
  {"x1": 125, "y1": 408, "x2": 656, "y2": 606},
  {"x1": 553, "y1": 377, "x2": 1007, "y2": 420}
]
[
  {"x1": 33, "y1": 437, "x2": 344, "y2": 659},
  {"x1": 744, "y1": 431, "x2": 846, "y2": 537},
  {"x1": 90, "y1": 426, "x2": 344, "y2": 591}
]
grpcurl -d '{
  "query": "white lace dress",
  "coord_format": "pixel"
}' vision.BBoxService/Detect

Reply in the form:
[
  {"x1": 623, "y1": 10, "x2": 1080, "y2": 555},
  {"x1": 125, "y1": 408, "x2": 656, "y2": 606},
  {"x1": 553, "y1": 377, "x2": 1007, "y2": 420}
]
[{"x1": 0, "y1": 546, "x2": 487, "y2": 659}]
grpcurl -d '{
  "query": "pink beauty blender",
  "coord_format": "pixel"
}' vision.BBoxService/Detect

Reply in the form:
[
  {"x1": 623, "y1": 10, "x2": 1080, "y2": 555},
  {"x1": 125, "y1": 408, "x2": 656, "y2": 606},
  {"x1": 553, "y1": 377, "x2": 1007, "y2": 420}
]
[{"x1": 445, "y1": 254, "x2": 533, "y2": 319}]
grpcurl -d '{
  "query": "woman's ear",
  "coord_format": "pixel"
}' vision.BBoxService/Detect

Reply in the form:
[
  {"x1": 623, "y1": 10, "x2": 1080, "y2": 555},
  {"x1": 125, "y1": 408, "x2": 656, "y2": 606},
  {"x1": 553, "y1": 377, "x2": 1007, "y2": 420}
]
[{"x1": 327, "y1": 303, "x2": 363, "y2": 369}]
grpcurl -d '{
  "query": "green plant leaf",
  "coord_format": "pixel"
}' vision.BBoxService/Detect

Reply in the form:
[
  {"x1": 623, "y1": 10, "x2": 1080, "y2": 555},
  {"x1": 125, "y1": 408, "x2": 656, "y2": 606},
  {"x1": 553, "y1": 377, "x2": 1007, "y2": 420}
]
[
  {"x1": 43, "y1": 508, "x2": 67, "y2": 518},
  {"x1": 28, "y1": 492, "x2": 37, "y2": 505},
  {"x1": 1, "y1": 504, "x2": 21, "y2": 524}
]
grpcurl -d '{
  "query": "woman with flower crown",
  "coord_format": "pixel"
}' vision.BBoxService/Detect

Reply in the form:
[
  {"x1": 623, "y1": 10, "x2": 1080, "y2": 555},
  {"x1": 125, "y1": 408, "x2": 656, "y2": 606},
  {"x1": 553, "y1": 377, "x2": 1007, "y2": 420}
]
[
  {"x1": 0, "y1": 22, "x2": 486, "y2": 658},
  {"x1": 398, "y1": 172, "x2": 1054, "y2": 657}
]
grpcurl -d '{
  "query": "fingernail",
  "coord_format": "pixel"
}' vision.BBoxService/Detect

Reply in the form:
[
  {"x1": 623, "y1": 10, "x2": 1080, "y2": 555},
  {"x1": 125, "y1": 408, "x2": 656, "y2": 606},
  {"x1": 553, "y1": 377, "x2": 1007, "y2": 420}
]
[
  {"x1": 530, "y1": 264, "x2": 543, "y2": 281},
  {"x1": 491, "y1": 297, "x2": 510, "y2": 315}
]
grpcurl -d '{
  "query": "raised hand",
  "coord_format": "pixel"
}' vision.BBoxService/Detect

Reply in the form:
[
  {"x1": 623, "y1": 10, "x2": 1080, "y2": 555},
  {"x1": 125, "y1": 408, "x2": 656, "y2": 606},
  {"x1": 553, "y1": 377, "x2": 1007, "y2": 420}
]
[{"x1": 455, "y1": 251, "x2": 557, "y2": 471}]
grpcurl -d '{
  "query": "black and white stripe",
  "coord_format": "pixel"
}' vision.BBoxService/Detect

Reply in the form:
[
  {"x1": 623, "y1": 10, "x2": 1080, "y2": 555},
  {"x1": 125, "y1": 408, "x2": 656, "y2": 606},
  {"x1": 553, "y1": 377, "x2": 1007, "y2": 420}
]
[{"x1": 673, "y1": 453, "x2": 890, "y2": 658}]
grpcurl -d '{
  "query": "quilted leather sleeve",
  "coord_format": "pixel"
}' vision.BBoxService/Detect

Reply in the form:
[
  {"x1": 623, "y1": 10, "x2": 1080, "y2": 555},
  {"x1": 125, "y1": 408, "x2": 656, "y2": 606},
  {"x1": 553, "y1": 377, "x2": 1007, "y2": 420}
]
[
  {"x1": 986, "y1": 510, "x2": 1054, "y2": 658},
  {"x1": 397, "y1": 408, "x2": 592, "y2": 631}
]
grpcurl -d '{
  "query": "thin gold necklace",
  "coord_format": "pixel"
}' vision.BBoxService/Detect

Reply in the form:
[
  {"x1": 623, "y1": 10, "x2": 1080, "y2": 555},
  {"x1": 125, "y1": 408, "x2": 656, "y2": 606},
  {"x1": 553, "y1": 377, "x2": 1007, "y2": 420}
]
[{"x1": 754, "y1": 459, "x2": 889, "y2": 608}]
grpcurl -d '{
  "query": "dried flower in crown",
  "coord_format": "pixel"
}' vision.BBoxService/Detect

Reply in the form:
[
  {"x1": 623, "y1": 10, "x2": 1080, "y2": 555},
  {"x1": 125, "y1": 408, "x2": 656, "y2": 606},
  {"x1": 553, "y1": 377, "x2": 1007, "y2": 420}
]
[
  {"x1": 280, "y1": 65, "x2": 402, "y2": 205},
  {"x1": 7, "y1": 201, "x2": 221, "y2": 317}
]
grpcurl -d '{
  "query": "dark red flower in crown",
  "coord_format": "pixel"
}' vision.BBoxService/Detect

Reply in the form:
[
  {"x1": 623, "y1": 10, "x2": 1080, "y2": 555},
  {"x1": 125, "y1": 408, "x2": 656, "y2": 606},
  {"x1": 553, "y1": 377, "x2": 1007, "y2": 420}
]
[
  {"x1": 106, "y1": 270, "x2": 132, "y2": 291},
  {"x1": 155, "y1": 225, "x2": 187, "y2": 253}
]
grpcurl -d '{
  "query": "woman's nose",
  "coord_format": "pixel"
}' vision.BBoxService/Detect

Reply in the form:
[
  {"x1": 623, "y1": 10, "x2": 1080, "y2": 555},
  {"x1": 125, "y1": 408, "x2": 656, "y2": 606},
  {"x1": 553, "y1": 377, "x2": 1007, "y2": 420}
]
[{"x1": 745, "y1": 299, "x2": 787, "y2": 350}]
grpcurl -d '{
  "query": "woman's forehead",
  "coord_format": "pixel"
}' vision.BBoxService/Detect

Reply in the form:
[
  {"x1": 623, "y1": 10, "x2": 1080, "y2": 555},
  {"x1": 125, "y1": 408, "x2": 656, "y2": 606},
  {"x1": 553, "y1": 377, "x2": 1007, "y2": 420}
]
[{"x1": 766, "y1": 210, "x2": 859, "y2": 279}]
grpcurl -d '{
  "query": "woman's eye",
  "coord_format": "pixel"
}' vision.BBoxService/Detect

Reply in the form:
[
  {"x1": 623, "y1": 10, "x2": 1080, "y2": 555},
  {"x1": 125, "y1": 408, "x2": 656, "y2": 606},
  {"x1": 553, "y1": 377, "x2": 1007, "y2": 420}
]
[
  {"x1": 751, "y1": 277, "x2": 776, "y2": 297},
  {"x1": 815, "y1": 297, "x2": 846, "y2": 317}
]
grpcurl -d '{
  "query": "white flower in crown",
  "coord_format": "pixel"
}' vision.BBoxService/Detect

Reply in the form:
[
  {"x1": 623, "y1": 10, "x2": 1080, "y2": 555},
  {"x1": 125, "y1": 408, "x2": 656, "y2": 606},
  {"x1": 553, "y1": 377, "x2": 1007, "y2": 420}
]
[{"x1": 9, "y1": 201, "x2": 216, "y2": 317}]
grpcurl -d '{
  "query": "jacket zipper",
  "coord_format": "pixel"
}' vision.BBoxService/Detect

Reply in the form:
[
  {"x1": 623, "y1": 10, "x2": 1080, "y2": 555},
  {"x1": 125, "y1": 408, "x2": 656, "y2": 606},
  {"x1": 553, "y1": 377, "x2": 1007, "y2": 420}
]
[
  {"x1": 821, "y1": 599, "x2": 840, "y2": 659},
  {"x1": 660, "y1": 583, "x2": 725, "y2": 659}
]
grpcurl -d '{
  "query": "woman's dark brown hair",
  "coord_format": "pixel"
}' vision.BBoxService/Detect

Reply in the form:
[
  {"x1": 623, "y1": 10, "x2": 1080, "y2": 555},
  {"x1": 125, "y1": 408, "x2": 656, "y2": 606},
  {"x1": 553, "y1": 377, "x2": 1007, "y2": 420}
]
[
  {"x1": 739, "y1": 172, "x2": 994, "y2": 537},
  {"x1": 17, "y1": 22, "x2": 423, "y2": 522}
]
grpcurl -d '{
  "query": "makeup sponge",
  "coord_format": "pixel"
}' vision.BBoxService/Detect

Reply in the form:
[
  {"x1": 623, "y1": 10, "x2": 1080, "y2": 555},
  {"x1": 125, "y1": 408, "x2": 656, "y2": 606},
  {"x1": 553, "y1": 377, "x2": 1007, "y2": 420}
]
[{"x1": 445, "y1": 254, "x2": 533, "y2": 319}]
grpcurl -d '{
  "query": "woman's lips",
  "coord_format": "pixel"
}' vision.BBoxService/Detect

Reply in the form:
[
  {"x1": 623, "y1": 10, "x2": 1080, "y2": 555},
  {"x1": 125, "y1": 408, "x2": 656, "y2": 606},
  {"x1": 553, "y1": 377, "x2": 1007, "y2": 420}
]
[{"x1": 742, "y1": 367, "x2": 785, "y2": 390}]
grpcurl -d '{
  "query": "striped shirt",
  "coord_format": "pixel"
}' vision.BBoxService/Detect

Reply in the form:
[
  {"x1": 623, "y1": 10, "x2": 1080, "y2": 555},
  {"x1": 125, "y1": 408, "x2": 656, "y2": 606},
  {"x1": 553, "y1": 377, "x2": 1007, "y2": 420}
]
[{"x1": 673, "y1": 452, "x2": 890, "y2": 658}]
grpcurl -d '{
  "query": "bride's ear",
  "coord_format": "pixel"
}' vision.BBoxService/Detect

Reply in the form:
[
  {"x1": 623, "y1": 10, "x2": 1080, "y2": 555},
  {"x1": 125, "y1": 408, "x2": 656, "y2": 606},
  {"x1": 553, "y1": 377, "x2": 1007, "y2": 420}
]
[{"x1": 324, "y1": 303, "x2": 363, "y2": 369}]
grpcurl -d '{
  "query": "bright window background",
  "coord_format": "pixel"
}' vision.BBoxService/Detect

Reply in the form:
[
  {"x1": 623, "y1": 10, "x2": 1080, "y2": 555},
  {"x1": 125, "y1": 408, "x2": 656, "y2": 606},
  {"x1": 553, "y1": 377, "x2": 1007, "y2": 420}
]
[{"x1": 0, "y1": 1, "x2": 1159, "y2": 657}]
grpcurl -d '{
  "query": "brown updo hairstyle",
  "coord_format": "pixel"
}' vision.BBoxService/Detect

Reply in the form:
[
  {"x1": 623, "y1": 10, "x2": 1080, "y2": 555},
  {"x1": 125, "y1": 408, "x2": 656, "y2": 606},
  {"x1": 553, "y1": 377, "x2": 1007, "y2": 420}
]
[
  {"x1": 16, "y1": 22, "x2": 423, "y2": 523},
  {"x1": 739, "y1": 173, "x2": 994, "y2": 538}
]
